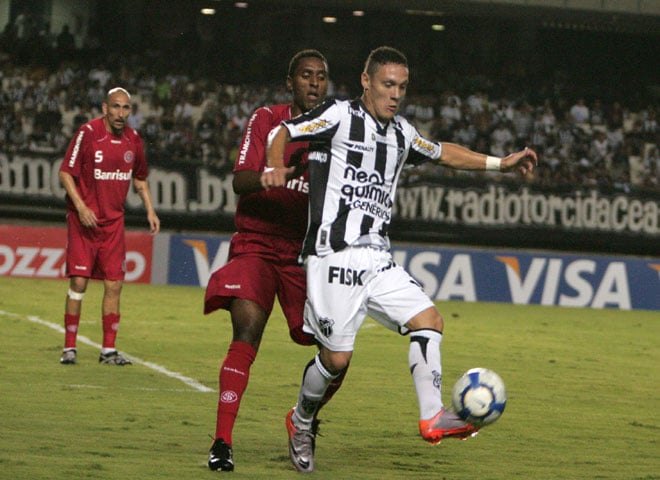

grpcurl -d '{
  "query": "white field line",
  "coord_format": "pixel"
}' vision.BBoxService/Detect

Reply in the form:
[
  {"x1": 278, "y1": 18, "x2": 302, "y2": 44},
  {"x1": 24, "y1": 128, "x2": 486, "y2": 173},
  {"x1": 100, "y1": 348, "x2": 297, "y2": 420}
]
[{"x1": 1, "y1": 310, "x2": 214, "y2": 393}]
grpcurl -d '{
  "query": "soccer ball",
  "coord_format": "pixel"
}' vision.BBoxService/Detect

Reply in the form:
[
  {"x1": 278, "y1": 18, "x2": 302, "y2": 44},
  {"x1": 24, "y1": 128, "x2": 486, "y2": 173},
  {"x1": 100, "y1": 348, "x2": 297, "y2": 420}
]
[{"x1": 451, "y1": 368, "x2": 507, "y2": 427}]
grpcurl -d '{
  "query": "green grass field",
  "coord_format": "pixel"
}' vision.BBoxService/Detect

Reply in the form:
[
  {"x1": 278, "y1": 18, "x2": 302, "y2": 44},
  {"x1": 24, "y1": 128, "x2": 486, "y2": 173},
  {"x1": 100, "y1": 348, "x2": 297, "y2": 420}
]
[{"x1": 1, "y1": 276, "x2": 658, "y2": 480}]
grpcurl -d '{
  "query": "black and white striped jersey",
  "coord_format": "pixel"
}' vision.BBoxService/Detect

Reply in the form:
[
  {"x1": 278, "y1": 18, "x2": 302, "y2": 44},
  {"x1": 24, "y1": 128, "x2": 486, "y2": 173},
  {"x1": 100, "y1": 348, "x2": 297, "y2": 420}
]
[{"x1": 282, "y1": 98, "x2": 443, "y2": 257}]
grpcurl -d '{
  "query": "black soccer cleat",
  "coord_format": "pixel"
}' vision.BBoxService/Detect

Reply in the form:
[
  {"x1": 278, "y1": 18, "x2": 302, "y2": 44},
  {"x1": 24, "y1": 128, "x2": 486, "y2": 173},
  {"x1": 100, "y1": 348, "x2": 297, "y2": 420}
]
[
  {"x1": 60, "y1": 349, "x2": 77, "y2": 365},
  {"x1": 208, "y1": 438, "x2": 234, "y2": 471},
  {"x1": 98, "y1": 350, "x2": 132, "y2": 365}
]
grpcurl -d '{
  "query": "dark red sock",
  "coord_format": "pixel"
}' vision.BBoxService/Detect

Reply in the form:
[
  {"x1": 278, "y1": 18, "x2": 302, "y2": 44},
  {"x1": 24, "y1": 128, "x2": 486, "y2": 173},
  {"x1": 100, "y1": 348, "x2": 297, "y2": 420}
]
[
  {"x1": 215, "y1": 341, "x2": 257, "y2": 445},
  {"x1": 64, "y1": 313, "x2": 80, "y2": 349},
  {"x1": 102, "y1": 313, "x2": 120, "y2": 349}
]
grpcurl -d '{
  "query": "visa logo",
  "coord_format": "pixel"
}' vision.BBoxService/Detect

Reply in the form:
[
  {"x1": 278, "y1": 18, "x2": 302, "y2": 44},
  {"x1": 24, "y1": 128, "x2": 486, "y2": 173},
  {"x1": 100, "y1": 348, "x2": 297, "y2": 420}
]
[
  {"x1": 182, "y1": 239, "x2": 231, "y2": 287},
  {"x1": 496, "y1": 256, "x2": 631, "y2": 309}
]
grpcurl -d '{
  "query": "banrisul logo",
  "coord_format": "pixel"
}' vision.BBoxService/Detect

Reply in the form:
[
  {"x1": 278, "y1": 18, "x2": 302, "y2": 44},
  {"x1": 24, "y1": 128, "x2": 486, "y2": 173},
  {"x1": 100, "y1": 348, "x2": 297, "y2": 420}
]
[{"x1": 94, "y1": 168, "x2": 132, "y2": 180}]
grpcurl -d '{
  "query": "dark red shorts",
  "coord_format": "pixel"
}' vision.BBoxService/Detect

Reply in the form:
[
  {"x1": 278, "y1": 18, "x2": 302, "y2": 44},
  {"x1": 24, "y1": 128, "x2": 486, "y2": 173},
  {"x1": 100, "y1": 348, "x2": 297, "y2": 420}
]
[
  {"x1": 65, "y1": 212, "x2": 126, "y2": 280},
  {"x1": 204, "y1": 232, "x2": 313, "y2": 345}
]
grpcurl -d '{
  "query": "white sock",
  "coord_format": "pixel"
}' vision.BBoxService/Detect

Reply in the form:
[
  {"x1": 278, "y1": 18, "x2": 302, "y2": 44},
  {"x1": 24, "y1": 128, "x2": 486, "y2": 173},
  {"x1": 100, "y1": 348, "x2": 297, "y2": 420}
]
[
  {"x1": 294, "y1": 354, "x2": 337, "y2": 429},
  {"x1": 409, "y1": 329, "x2": 443, "y2": 420}
]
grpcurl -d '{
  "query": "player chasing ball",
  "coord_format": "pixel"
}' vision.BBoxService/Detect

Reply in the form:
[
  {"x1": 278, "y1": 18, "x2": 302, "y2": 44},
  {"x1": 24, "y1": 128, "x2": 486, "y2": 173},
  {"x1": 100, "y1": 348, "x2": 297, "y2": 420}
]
[
  {"x1": 262, "y1": 46, "x2": 536, "y2": 473},
  {"x1": 204, "y1": 50, "x2": 348, "y2": 472}
]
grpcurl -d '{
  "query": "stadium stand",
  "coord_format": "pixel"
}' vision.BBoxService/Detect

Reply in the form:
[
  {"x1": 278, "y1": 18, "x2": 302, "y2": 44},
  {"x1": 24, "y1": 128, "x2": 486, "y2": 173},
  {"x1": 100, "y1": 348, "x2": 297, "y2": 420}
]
[{"x1": 0, "y1": 7, "x2": 657, "y2": 194}]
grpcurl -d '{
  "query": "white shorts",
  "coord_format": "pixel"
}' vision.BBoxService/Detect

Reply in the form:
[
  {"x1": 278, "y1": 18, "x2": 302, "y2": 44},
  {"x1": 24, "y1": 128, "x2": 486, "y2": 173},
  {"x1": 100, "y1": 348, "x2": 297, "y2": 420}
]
[{"x1": 303, "y1": 246, "x2": 435, "y2": 352}]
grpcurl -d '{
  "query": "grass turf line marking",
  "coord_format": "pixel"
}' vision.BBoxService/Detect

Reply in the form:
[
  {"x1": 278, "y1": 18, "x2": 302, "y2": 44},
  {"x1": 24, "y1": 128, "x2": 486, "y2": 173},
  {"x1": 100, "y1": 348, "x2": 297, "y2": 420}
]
[
  {"x1": 62, "y1": 384, "x2": 204, "y2": 393},
  {"x1": 1, "y1": 310, "x2": 214, "y2": 393}
]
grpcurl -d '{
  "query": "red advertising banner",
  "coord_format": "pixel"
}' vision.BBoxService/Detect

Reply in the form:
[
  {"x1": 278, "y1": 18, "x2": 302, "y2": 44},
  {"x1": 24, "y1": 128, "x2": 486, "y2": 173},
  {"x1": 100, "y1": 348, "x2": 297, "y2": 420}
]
[{"x1": 0, "y1": 225, "x2": 153, "y2": 283}]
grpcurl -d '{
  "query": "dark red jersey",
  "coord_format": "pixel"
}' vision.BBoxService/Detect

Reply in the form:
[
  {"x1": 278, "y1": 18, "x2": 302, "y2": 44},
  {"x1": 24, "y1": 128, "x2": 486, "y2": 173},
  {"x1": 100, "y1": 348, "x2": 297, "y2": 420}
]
[
  {"x1": 60, "y1": 117, "x2": 148, "y2": 225},
  {"x1": 233, "y1": 104, "x2": 309, "y2": 240}
]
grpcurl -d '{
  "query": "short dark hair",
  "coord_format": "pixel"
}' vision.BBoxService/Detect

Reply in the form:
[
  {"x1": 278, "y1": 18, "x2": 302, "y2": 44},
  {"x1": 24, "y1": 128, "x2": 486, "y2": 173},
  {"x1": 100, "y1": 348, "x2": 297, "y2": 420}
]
[
  {"x1": 364, "y1": 46, "x2": 408, "y2": 77},
  {"x1": 288, "y1": 49, "x2": 329, "y2": 78}
]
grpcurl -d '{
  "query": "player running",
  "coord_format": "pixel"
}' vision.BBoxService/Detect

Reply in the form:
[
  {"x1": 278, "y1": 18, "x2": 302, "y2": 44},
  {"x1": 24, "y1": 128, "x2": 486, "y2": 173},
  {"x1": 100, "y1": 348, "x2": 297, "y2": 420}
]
[{"x1": 204, "y1": 49, "x2": 347, "y2": 472}]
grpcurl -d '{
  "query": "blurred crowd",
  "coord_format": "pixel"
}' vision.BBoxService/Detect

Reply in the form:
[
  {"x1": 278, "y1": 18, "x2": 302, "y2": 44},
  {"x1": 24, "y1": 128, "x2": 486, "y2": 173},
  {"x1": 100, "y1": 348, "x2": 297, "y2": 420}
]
[
  {"x1": 403, "y1": 90, "x2": 658, "y2": 192},
  {"x1": 0, "y1": 32, "x2": 657, "y2": 193}
]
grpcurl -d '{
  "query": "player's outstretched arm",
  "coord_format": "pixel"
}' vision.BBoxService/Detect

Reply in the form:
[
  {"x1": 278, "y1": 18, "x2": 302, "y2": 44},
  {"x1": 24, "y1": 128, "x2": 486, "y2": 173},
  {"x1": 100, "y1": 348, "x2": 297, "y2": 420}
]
[{"x1": 439, "y1": 143, "x2": 537, "y2": 177}]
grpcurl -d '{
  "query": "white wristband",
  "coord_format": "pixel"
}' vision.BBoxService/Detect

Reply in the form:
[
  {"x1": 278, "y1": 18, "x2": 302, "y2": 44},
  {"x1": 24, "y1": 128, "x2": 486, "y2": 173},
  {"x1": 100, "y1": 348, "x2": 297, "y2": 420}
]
[{"x1": 486, "y1": 155, "x2": 502, "y2": 171}]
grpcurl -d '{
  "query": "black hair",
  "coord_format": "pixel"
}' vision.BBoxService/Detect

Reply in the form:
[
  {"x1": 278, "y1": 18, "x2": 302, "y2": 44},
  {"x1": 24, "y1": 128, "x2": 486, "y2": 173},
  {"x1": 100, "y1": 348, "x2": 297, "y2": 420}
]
[
  {"x1": 288, "y1": 49, "x2": 329, "y2": 78},
  {"x1": 364, "y1": 46, "x2": 408, "y2": 77}
]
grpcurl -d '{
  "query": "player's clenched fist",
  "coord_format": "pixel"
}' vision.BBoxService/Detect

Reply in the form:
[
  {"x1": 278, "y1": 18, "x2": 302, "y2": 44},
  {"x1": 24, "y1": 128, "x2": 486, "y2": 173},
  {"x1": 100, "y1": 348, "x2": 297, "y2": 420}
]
[{"x1": 260, "y1": 166, "x2": 294, "y2": 189}]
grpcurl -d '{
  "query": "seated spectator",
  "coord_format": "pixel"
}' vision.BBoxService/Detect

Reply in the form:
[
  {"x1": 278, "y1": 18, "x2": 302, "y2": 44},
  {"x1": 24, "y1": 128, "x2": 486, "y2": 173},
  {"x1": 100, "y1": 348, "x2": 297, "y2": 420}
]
[
  {"x1": 569, "y1": 97, "x2": 590, "y2": 124},
  {"x1": 466, "y1": 90, "x2": 487, "y2": 115},
  {"x1": 529, "y1": 113, "x2": 549, "y2": 152},
  {"x1": 453, "y1": 119, "x2": 477, "y2": 149},
  {"x1": 589, "y1": 130, "x2": 613, "y2": 169},
  {"x1": 439, "y1": 97, "x2": 461, "y2": 128},
  {"x1": 539, "y1": 103, "x2": 557, "y2": 135},
  {"x1": 143, "y1": 115, "x2": 161, "y2": 143},
  {"x1": 408, "y1": 95, "x2": 435, "y2": 138},
  {"x1": 71, "y1": 104, "x2": 91, "y2": 132},
  {"x1": 640, "y1": 145, "x2": 659, "y2": 189},
  {"x1": 128, "y1": 102, "x2": 144, "y2": 130},
  {"x1": 490, "y1": 121, "x2": 514, "y2": 156},
  {"x1": 8, "y1": 122, "x2": 28, "y2": 151},
  {"x1": 86, "y1": 80, "x2": 104, "y2": 110},
  {"x1": 590, "y1": 98, "x2": 605, "y2": 127},
  {"x1": 173, "y1": 98, "x2": 193, "y2": 127},
  {"x1": 88, "y1": 64, "x2": 112, "y2": 88},
  {"x1": 492, "y1": 98, "x2": 515, "y2": 125},
  {"x1": 606, "y1": 122, "x2": 625, "y2": 153},
  {"x1": 606, "y1": 101, "x2": 625, "y2": 130},
  {"x1": 627, "y1": 142, "x2": 645, "y2": 187},
  {"x1": 641, "y1": 107, "x2": 658, "y2": 143},
  {"x1": 512, "y1": 101, "x2": 534, "y2": 144}
]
